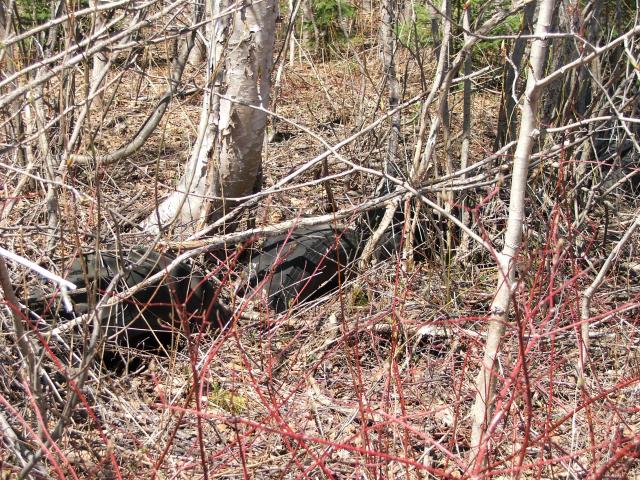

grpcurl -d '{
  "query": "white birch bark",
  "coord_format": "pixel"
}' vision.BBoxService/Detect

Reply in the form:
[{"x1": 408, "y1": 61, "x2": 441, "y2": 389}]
[
  {"x1": 141, "y1": 0, "x2": 277, "y2": 235},
  {"x1": 90, "y1": 0, "x2": 109, "y2": 110},
  {"x1": 468, "y1": 0, "x2": 556, "y2": 470}
]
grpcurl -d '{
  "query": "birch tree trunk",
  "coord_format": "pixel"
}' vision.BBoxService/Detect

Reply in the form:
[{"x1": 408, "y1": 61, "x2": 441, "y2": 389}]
[
  {"x1": 469, "y1": 0, "x2": 556, "y2": 470},
  {"x1": 90, "y1": 0, "x2": 108, "y2": 111},
  {"x1": 141, "y1": 0, "x2": 277, "y2": 235}
]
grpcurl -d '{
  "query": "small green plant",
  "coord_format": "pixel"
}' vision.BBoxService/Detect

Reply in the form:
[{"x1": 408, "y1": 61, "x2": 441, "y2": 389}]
[
  {"x1": 349, "y1": 285, "x2": 370, "y2": 307},
  {"x1": 208, "y1": 383, "x2": 247, "y2": 414},
  {"x1": 305, "y1": 0, "x2": 356, "y2": 49},
  {"x1": 397, "y1": 3, "x2": 432, "y2": 49},
  {"x1": 397, "y1": 2, "x2": 523, "y2": 66},
  {"x1": 467, "y1": 1, "x2": 523, "y2": 64},
  {"x1": 16, "y1": 0, "x2": 90, "y2": 28},
  {"x1": 16, "y1": 0, "x2": 52, "y2": 25}
]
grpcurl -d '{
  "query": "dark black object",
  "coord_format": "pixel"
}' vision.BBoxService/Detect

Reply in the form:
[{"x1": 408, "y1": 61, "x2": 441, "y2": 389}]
[
  {"x1": 29, "y1": 248, "x2": 227, "y2": 359},
  {"x1": 247, "y1": 225, "x2": 360, "y2": 312},
  {"x1": 357, "y1": 209, "x2": 408, "y2": 261},
  {"x1": 593, "y1": 120, "x2": 640, "y2": 193},
  {"x1": 358, "y1": 198, "x2": 429, "y2": 262}
]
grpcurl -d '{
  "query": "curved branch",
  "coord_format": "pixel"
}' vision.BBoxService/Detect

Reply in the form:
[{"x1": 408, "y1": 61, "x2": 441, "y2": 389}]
[
  {"x1": 68, "y1": 4, "x2": 204, "y2": 166},
  {"x1": 580, "y1": 211, "x2": 640, "y2": 379}
]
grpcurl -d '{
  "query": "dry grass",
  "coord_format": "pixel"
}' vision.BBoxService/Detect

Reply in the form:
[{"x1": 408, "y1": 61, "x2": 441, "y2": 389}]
[{"x1": 1, "y1": 18, "x2": 639, "y2": 480}]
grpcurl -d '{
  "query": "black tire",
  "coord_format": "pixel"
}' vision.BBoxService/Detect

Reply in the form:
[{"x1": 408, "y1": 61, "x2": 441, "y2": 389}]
[
  {"x1": 30, "y1": 248, "x2": 226, "y2": 355},
  {"x1": 247, "y1": 225, "x2": 360, "y2": 312}
]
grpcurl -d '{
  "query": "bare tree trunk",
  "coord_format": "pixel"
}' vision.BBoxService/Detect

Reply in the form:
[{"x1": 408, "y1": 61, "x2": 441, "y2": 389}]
[
  {"x1": 361, "y1": 0, "x2": 451, "y2": 269},
  {"x1": 270, "y1": 0, "x2": 302, "y2": 141},
  {"x1": 0, "y1": 0, "x2": 9, "y2": 41},
  {"x1": 288, "y1": 0, "x2": 296, "y2": 64},
  {"x1": 439, "y1": 0, "x2": 453, "y2": 268},
  {"x1": 379, "y1": 0, "x2": 413, "y2": 268},
  {"x1": 90, "y1": 0, "x2": 108, "y2": 111},
  {"x1": 457, "y1": 1, "x2": 472, "y2": 255},
  {"x1": 540, "y1": 0, "x2": 571, "y2": 128},
  {"x1": 493, "y1": 0, "x2": 535, "y2": 150},
  {"x1": 426, "y1": 1, "x2": 440, "y2": 54},
  {"x1": 469, "y1": 0, "x2": 556, "y2": 471},
  {"x1": 141, "y1": 0, "x2": 277, "y2": 235},
  {"x1": 187, "y1": 1, "x2": 207, "y2": 66},
  {"x1": 381, "y1": 0, "x2": 400, "y2": 188},
  {"x1": 361, "y1": 0, "x2": 521, "y2": 268},
  {"x1": 301, "y1": 0, "x2": 319, "y2": 54}
]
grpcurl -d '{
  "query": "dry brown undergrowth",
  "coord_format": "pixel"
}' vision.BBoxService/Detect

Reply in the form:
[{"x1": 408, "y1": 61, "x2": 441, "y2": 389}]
[{"x1": 2, "y1": 37, "x2": 639, "y2": 479}]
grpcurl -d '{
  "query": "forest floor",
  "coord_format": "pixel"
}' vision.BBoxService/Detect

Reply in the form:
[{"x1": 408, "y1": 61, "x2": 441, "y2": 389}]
[{"x1": 2, "y1": 39, "x2": 640, "y2": 479}]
